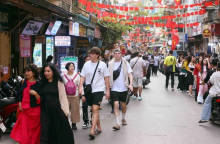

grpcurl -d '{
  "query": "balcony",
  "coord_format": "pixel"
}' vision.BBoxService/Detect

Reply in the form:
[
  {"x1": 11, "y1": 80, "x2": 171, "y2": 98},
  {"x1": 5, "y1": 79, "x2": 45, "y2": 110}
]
[{"x1": 46, "y1": 0, "x2": 71, "y2": 12}]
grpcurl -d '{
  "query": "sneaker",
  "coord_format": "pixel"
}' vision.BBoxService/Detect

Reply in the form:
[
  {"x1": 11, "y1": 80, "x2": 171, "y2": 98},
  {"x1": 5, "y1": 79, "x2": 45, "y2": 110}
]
[
  {"x1": 113, "y1": 124, "x2": 120, "y2": 130},
  {"x1": 180, "y1": 91, "x2": 182, "y2": 93},
  {"x1": 132, "y1": 95, "x2": 137, "y2": 100},
  {"x1": 82, "y1": 122, "x2": 89, "y2": 129},
  {"x1": 165, "y1": 87, "x2": 168, "y2": 90},
  {"x1": 138, "y1": 97, "x2": 143, "y2": 101},
  {"x1": 130, "y1": 91, "x2": 134, "y2": 97},
  {"x1": 171, "y1": 88, "x2": 174, "y2": 91},
  {"x1": 122, "y1": 119, "x2": 127, "y2": 125},
  {"x1": 111, "y1": 109, "x2": 114, "y2": 113},
  {"x1": 198, "y1": 120, "x2": 208, "y2": 123},
  {"x1": 186, "y1": 91, "x2": 189, "y2": 93}
]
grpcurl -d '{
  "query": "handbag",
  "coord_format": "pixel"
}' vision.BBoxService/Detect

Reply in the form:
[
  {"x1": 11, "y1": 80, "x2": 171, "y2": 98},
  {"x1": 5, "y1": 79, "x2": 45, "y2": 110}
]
[
  {"x1": 84, "y1": 61, "x2": 100, "y2": 96},
  {"x1": 113, "y1": 61, "x2": 122, "y2": 80}
]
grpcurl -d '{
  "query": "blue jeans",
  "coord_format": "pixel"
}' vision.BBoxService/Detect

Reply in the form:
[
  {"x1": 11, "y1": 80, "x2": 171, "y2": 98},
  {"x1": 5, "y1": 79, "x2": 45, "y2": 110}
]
[{"x1": 201, "y1": 95, "x2": 213, "y2": 120}]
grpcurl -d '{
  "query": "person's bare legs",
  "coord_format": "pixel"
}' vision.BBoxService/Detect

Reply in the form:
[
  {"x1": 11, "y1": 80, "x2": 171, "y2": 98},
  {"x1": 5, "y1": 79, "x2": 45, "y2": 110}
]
[
  {"x1": 133, "y1": 87, "x2": 138, "y2": 95},
  {"x1": 91, "y1": 105, "x2": 101, "y2": 134},
  {"x1": 138, "y1": 86, "x2": 142, "y2": 96},
  {"x1": 189, "y1": 85, "x2": 192, "y2": 96},
  {"x1": 114, "y1": 101, "x2": 120, "y2": 118},
  {"x1": 121, "y1": 102, "x2": 127, "y2": 118}
]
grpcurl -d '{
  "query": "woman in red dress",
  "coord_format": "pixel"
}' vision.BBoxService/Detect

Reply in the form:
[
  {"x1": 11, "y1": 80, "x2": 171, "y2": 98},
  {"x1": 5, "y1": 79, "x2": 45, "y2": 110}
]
[{"x1": 11, "y1": 64, "x2": 42, "y2": 144}]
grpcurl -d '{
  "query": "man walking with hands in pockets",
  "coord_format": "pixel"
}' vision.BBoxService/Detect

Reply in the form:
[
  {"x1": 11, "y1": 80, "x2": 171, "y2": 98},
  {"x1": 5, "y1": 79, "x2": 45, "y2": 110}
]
[
  {"x1": 108, "y1": 49, "x2": 133, "y2": 130},
  {"x1": 79, "y1": 47, "x2": 110, "y2": 139}
]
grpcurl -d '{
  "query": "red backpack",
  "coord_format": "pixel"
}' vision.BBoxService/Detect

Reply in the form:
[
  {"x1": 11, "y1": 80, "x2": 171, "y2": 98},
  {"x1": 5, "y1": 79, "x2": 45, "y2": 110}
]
[{"x1": 64, "y1": 74, "x2": 78, "y2": 95}]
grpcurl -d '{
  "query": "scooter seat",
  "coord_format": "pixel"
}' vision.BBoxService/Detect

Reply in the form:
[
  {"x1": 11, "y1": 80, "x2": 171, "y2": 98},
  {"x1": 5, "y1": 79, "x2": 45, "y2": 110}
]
[{"x1": 0, "y1": 98, "x2": 16, "y2": 110}]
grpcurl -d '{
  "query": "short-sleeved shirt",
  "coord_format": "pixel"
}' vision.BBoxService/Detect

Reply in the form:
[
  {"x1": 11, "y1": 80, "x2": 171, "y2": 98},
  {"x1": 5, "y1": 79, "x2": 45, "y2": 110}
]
[
  {"x1": 154, "y1": 56, "x2": 160, "y2": 66},
  {"x1": 130, "y1": 57, "x2": 145, "y2": 78},
  {"x1": 81, "y1": 60, "x2": 110, "y2": 93},
  {"x1": 112, "y1": 61, "x2": 132, "y2": 92},
  {"x1": 145, "y1": 60, "x2": 150, "y2": 68},
  {"x1": 164, "y1": 56, "x2": 177, "y2": 72}
]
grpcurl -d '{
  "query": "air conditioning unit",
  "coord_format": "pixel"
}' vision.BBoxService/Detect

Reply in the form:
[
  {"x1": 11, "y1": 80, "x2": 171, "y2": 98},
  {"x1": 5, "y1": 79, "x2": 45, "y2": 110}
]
[{"x1": 213, "y1": 10, "x2": 219, "y2": 20}]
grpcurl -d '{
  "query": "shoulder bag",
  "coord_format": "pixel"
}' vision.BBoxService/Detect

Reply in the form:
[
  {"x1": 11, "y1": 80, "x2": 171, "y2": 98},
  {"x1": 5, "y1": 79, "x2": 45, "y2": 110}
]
[
  {"x1": 166, "y1": 56, "x2": 175, "y2": 73},
  {"x1": 113, "y1": 61, "x2": 122, "y2": 80},
  {"x1": 84, "y1": 61, "x2": 100, "y2": 96},
  {"x1": 132, "y1": 58, "x2": 139, "y2": 69}
]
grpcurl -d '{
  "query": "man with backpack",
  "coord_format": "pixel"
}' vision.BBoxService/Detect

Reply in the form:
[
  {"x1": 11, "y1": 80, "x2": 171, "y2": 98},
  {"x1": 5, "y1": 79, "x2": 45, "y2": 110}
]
[
  {"x1": 79, "y1": 47, "x2": 110, "y2": 139},
  {"x1": 164, "y1": 50, "x2": 177, "y2": 91},
  {"x1": 108, "y1": 49, "x2": 133, "y2": 130}
]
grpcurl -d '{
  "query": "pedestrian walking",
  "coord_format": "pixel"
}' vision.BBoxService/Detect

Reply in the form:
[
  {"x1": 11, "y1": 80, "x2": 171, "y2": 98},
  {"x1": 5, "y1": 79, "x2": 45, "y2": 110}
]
[
  {"x1": 81, "y1": 55, "x2": 92, "y2": 129},
  {"x1": 196, "y1": 58, "x2": 210, "y2": 104},
  {"x1": 179, "y1": 57, "x2": 187, "y2": 93},
  {"x1": 144, "y1": 55, "x2": 151, "y2": 82},
  {"x1": 187, "y1": 55, "x2": 195, "y2": 97},
  {"x1": 79, "y1": 47, "x2": 110, "y2": 139},
  {"x1": 130, "y1": 52, "x2": 145, "y2": 100},
  {"x1": 108, "y1": 49, "x2": 133, "y2": 130},
  {"x1": 61, "y1": 62, "x2": 82, "y2": 130},
  {"x1": 40, "y1": 63, "x2": 74, "y2": 144},
  {"x1": 101, "y1": 53, "x2": 110, "y2": 66},
  {"x1": 149, "y1": 55, "x2": 155, "y2": 76},
  {"x1": 11, "y1": 64, "x2": 41, "y2": 144},
  {"x1": 124, "y1": 50, "x2": 132, "y2": 62},
  {"x1": 164, "y1": 50, "x2": 176, "y2": 91},
  {"x1": 154, "y1": 54, "x2": 160, "y2": 75}
]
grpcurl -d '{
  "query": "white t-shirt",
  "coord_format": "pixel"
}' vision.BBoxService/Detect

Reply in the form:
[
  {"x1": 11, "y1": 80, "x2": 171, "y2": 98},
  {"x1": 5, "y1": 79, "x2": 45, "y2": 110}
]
[
  {"x1": 130, "y1": 57, "x2": 145, "y2": 78},
  {"x1": 112, "y1": 61, "x2": 133, "y2": 92},
  {"x1": 124, "y1": 55, "x2": 131, "y2": 61},
  {"x1": 81, "y1": 60, "x2": 110, "y2": 93},
  {"x1": 154, "y1": 56, "x2": 160, "y2": 66}
]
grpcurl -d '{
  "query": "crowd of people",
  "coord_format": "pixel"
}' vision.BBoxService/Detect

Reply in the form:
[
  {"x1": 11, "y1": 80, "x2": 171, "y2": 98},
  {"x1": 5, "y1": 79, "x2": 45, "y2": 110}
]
[
  {"x1": 10, "y1": 47, "x2": 162, "y2": 143},
  {"x1": 7, "y1": 46, "x2": 220, "y2": 144},
  {"x1": 163, "y1": 50, "x2": 220, "y2": 124}
]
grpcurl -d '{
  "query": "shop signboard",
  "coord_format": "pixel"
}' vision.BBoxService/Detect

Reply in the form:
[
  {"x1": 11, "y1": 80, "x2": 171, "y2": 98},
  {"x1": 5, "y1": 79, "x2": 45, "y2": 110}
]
[
  {"x1": 202, "y1": 29, "x2": 211, "y2": 38},
  {"x1": 69, "y1": 21, "x2": 75, "y2": 35},
  {"x1": 60, "y1": 56, "x2": 78, "y2": 74},
  {"x1": 35, "y1": 35, "x2": 45, "y2": 44},
  {"x1": 87, "y1": 28, "x2": 94, "y2": 36},
  {"x1": 0, "y1": 6, "x2": 11, "y2": 31},
  {"x1": 20, "y1": 35, "x2": 31, "y2": 57},
  {"x1": 22, "y1": 20, "x2": 43, "y2": 35},
  {"x1": 46, "y1": 36, "x2": 54, "y2": 62},
  {"x1": 33, "y1": 44, "x2": 42, "y2": 67},
  {"x1": 45, "y1": 21, "x2": 62, "y2": 35},
  {"x1": 74, "y1": 22, "x2": 79, "y2": 36},
  {"x1": 193, "y1": 23, "x2": 201, "y2": 36},
  {"x1": 79, "y1": 25, "x2": 86, "y2": 37},
  {"x1": 94, "y1": 25, "x2": 100, "y2": 38},
  {"x1": 179, "y1": 33, "x2": 185, "y2": 42},
  {"x1": 77, "y1": 39, "x2": 89, "y2": 47},
  {"x1": 55, "y1": 36, "x2": 71, "y2": 46}
]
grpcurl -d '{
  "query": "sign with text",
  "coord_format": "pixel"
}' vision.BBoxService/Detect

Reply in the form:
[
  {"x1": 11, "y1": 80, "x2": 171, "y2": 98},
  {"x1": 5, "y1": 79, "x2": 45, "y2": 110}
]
[
  {"x1": 79, "y1": 25, "x2": 86, "y2": 37},
  {"x1": 22, "y1": 20, "x2": 43, "y2": 35},
  {"x1": 0, "y1": 6, "x2": 11, "y2": 31},
  {"x1": 77, "y1": 39, "x2": 89, "y2": 47},
  {"x1": 203, "y1": 29, "x2": 211, "y2": 38},
  {"x1": 94, "y1": 25, "x2": 100, "y2": 38},
  {"x1": 87, "y1": 28, "x2": 94, "y2": 36},
  {"x1": 35, "y1": 35, "x2": 45, "y2": 44},
  {"x1": 20, "y1": 35, "x2": 31, "y2": 57},
  {"x1": 55, "y1": 36, "x2": 71, "y2": 46}
]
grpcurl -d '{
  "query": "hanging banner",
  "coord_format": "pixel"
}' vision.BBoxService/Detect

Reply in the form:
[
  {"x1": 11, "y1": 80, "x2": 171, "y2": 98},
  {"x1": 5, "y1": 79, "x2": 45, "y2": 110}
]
[
  {"x1": 20, "y1": 35, "x2": 31, "y2": 57},
  {"x1": 35, "y1": 35, "x2": 45, "y2": 44},
  {"x1": 22, "y1": 20, "x2": 43, "y2": 35}
]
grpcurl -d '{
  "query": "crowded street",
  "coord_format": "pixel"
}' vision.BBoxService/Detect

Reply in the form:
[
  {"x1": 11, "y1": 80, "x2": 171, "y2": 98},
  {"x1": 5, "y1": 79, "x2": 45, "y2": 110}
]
[{"x1": 1, "y1": 73, "x2": 219, "y2": 144}]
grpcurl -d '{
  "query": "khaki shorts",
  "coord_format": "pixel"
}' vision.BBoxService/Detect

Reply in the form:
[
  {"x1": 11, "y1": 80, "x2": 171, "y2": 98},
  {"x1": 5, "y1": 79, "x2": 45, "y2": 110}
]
[{"x1": 133, "y1": 77, "x2": 143, "y2": 87}]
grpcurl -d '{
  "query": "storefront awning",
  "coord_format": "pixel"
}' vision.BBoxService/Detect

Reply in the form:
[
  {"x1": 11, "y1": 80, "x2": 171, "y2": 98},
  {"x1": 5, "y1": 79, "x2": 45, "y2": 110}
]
[{"x1": 24, "y1": 0, "x2": 77, "y2": 18}]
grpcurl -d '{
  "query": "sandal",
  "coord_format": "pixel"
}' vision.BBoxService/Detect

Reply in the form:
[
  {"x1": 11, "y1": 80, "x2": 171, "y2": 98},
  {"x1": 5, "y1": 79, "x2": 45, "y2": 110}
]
[
  {"x1": 89, "y1": 133, "x2": 95, "y2": 139},
  {"x1": 94, "y1": 129, "x2": 102, "y2": 135}
]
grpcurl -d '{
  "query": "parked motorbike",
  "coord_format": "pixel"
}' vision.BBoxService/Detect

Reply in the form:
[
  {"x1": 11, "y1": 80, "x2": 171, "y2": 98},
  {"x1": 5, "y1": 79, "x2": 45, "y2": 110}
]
[{"x1": 211, "y1": 95, "x2": 220, "y2": 124}]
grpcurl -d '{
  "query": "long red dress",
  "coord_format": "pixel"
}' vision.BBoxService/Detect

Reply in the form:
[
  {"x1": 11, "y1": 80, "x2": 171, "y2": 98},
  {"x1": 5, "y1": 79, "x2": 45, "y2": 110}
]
[
  {"x1": 10, "y1": 80, "x2": 41, "y2": 144},
  {"x1": 194, "y1": 63, "x2": 201, "y2": 94}
]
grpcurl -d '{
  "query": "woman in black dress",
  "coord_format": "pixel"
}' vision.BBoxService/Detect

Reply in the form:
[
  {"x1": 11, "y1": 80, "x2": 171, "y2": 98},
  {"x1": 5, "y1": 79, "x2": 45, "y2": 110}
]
[
  {"x1": 187, "y1": 55, "x2": 195, "y2": 97},
  {"x1": 40, "y1": 63, "x2": 74, "y2": 144}
]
